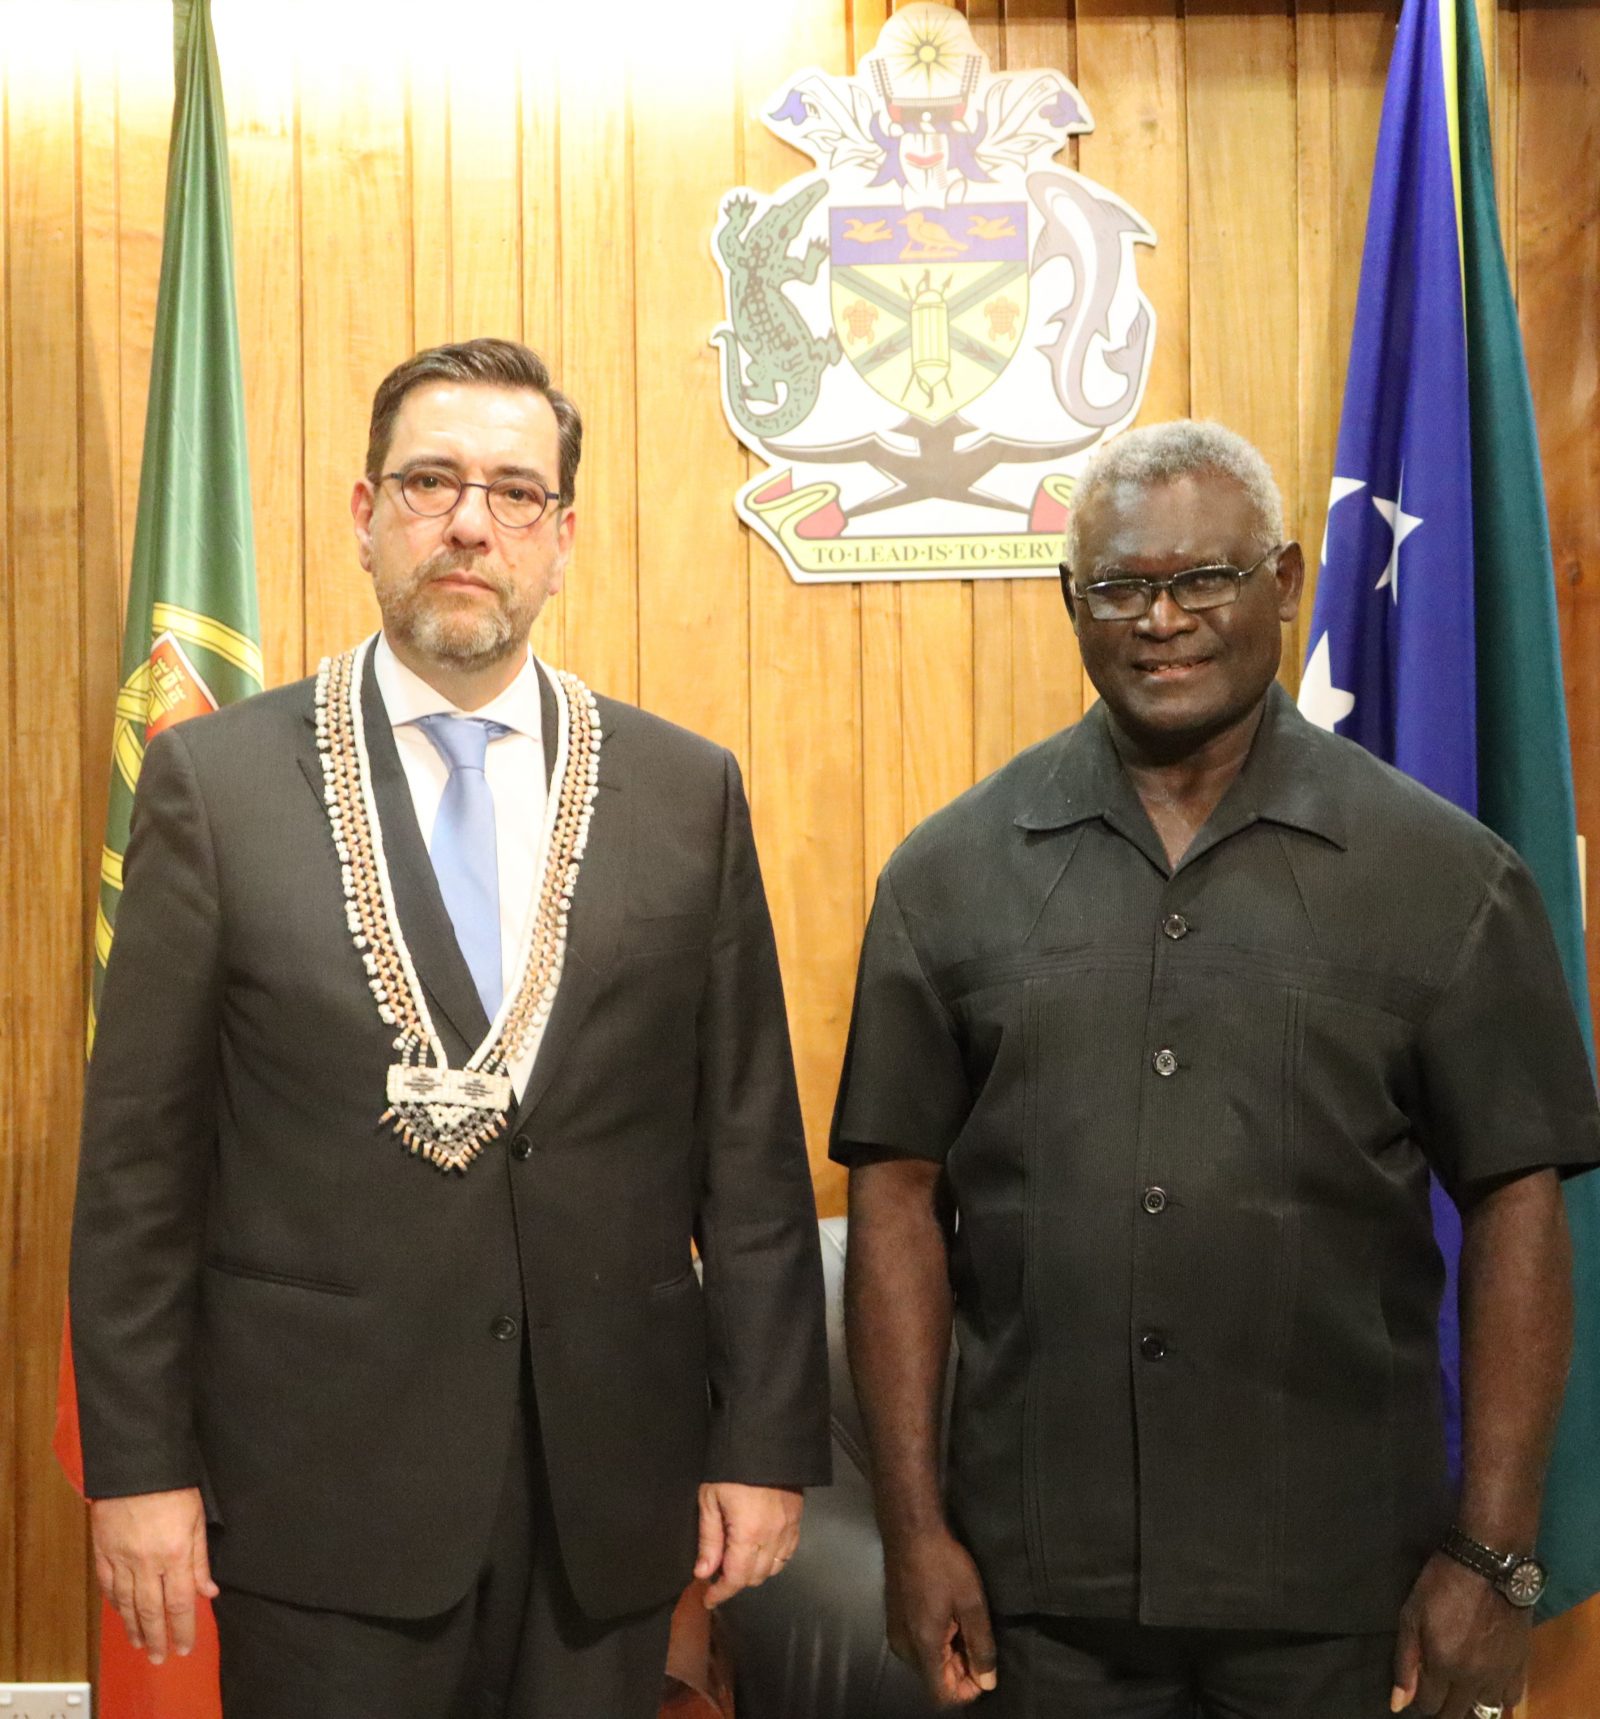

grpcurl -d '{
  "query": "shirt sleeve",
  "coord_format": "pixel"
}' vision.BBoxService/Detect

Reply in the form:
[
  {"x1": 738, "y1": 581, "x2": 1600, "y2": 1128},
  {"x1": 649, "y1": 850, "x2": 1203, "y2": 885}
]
[
  {"x1": 830, "y1": 863, "x2": 971, "y2": 1166},
  {"x1": 1414, "y1": 841, "x2": 1600, "y2": 1193}
]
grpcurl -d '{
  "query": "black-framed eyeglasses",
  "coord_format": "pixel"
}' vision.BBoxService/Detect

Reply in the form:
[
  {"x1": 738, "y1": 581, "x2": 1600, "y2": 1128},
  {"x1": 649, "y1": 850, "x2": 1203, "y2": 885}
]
[
  {"x1": 382, "y1": 466, "x2": 563, "y2": 531},
  {"x1": 1065, "y1": 545, "x2": 1282, "y2": 622}
]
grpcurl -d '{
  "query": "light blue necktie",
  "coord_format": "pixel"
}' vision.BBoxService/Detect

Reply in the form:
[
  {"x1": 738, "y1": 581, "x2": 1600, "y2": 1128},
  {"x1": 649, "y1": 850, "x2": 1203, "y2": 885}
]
[{"x1": 414, "y1": 714, "x2": 510, "y2": 1021}]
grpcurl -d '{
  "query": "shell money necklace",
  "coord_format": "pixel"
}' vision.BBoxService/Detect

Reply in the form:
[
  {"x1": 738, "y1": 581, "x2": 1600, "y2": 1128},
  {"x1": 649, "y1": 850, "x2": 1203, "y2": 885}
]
[{"x1": 314, "y1": 635, "x2": 601, "y2": 1171}]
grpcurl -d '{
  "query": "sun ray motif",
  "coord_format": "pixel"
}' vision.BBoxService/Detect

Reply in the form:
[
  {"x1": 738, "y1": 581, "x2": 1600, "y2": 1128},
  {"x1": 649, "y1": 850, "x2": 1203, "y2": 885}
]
[{"x1": 890, "y1": 18, "x2": 961, "y2": 93}]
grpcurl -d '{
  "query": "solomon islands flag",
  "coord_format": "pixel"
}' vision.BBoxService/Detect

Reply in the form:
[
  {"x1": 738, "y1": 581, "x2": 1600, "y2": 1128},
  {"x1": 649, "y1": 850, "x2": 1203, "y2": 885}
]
[{"x1": 1299, "y1": 0, "x2": 1598, "y2": 1623}]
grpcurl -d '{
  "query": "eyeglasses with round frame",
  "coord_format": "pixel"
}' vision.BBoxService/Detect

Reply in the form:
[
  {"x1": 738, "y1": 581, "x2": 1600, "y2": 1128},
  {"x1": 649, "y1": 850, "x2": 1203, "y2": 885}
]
[
  {"x1": 381, "y1": 466, "x2": 564, "y2": 531},
  {"x1": 1065, "y1": 545, "x2": 1283, "y2": 622}
]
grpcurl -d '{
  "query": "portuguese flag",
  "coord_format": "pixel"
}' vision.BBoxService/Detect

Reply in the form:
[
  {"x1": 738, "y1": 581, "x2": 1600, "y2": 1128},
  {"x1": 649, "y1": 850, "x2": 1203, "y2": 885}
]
[{"x1": 56, "y1": 2, "x2": 258, "y2": 1711}]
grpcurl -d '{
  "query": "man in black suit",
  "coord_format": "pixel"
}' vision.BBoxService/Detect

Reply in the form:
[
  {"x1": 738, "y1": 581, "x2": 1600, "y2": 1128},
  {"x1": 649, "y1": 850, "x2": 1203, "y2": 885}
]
[{"x1": 69, "y1": 337, "x2": 830, "y2": 1719}]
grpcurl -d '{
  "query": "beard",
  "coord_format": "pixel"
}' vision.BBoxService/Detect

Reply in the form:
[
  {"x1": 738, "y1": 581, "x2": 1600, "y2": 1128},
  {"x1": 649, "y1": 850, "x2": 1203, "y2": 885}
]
[{"x1": 374, "y1": 549, "x2": 548, "y2": 671}]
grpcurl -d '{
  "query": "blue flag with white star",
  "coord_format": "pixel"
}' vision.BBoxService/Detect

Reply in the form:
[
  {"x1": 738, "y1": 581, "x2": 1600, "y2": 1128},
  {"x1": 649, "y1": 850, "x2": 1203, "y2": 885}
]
[
  {"x1": 1300, "y1": 0, "x2": 1475, "y2": 806},
  {"x1": 1302, "y1": 0, "x2": 1600, "y2": 1618},
  {"x1": 1299, "y1": 0, "x2": 1476, "y2": 1487}
]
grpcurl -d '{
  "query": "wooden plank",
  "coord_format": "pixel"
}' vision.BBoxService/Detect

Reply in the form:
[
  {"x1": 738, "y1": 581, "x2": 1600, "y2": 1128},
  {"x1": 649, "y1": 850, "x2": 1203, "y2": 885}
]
[
  {"x1": 1185, "y1": 0, "x2": 1300, "y2": 673},
  {"x1": 115, "y1": 5, "x2": 173, "y2": 618},
  {"x1": 79, "y1": 25, "x2": 123, "y2": 977},
  {"x1": 853, "y1": 0, "x2": 906, "y2": 920},
  {"x1": 740, "y1": 0, "x2": 859, "y2": 1216},
  {"x1": 0, "y1": 9, "x2": 17, "y2": 1677},
  {"x1": 519, "y1": 46, "x2": 563, "y2": 671},
  {"x1": 1295, "y1": 1, "x2": 1389, "y2": 642},
  {"x1": 6, "y1": 18, "x2": 92, "y2": 1677},
  {"x1": 631, "y1": 13, "x2": 749, "y2": 758},
  {"x1": 409, "y1": 59, "x2": 452, "y2": 350},
  {"x1": 449, "y1": 24, "x2": 521, "y2": 344},
  {"x1": 1516, "y1": 0, "x2": 1600, "y2": 1053},
  {"x1": 1005, "y1": 0, "x2": 1089, "y2": 743},
  {"x1": 966, "y1": 0, "x2": 1014, "y2": 778},
  {"x1": 555, "y1": 32, "x2": 637, "y2": 701},
  {"x1": 298, "y1": 36, "x2": 412, "y2": 663},
  {"x1": 218, "y1": 7, "x2": 304, "y2": 690},
  {"x1": 1493, "y1": 0, "x2": 1517, "y2": 276},
  {"x1": 861, "y1": 586, "x2": 903, "y2": 920}
]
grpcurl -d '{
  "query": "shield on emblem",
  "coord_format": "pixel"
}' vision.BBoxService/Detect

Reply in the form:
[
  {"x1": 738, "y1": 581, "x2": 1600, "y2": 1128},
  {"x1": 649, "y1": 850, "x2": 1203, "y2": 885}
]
[{"x1": 829, "y1": 201, "x2": 1029, "y2": 425}]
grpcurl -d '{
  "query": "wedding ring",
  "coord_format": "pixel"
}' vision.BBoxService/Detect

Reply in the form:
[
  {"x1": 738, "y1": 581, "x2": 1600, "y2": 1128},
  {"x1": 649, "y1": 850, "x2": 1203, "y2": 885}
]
[{"x1": 1471, "y1": 1703, "x2": 1504, "y2": 1719}]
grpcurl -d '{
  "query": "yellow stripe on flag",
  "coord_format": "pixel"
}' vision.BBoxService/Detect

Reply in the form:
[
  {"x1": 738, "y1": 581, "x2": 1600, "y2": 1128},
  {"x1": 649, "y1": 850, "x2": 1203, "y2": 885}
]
[{"x1": 152, "y1": 601, "x2": 265, "y2": 686}]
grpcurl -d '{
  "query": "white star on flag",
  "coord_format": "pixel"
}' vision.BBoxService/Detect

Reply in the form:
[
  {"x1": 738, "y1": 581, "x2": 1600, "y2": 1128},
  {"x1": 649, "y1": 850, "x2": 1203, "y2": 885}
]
[
  {"x1": 1299, "y1": 631, "x2": 1356, "y2": 732},
  {"x1": 1321, "y1": 475, "x2": 1366, "y2": 565},
  {"x1": 1372, "y1": 471, "x2": 1423, "y2": 603}
]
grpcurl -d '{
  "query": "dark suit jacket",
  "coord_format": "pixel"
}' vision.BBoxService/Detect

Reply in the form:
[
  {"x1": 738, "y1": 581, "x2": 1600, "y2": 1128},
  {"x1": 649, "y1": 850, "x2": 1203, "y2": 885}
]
[{"x1": 70, "y1": 649, "x2": 830, "y2": 1621}]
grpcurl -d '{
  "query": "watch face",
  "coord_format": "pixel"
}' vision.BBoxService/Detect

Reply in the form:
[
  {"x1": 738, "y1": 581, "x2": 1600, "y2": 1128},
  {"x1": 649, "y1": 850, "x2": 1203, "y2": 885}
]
[{"x1": 1505, "y1": 1558, "x2": 1546, "y2": 1608}]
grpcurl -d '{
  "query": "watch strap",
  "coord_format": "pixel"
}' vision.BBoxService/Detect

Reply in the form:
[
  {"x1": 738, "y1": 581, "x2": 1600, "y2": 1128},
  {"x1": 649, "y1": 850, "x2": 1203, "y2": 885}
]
[
  {"x1": 1441, "y1": 1526, "x2": 1519, "y2": 1583},
  {"x1": 1440, "y1": 1526, "x2": 1545, "y2": 1608}
]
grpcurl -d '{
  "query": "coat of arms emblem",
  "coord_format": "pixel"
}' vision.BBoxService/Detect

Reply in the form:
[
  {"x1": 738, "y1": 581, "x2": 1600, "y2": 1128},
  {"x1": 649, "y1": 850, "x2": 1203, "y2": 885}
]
[{"x1": 711, "y1": 3, "x2": 1157, "y2": 583}]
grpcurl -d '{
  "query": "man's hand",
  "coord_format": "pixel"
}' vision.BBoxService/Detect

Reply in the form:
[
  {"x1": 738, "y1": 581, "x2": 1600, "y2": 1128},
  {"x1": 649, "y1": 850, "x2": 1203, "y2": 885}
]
[
  {"x1": 694, "y1": 1482, "x2": 803, "y2": 1607},
  {"x1": 89, "y1": 1487, "x2": 218, "y2": 1665},
  {"x1": 884, "y1": 1524, "x2": 998, "y2": 1706},
  {"x1": 1390, "y1": 1552, "x2": 1530, "y2": 1717}
]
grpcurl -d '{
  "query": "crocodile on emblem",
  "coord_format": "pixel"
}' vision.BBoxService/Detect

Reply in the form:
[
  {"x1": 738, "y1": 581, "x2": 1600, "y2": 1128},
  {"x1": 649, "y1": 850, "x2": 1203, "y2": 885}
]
[{"x1": 712, "y1": 181, "x2": 842, "y2": 439}]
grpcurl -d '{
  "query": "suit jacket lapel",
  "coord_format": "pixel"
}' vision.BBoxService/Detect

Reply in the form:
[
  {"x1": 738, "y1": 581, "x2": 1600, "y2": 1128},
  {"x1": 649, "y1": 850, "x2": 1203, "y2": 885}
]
[
  {"x1": 356, "y1": 648, "x2": 492, "y2": 1054},
  {"x1": 511, "y1": 681, "x2": 627, "y2": 1126},
  {"x1": 537, "y1": 659, "x2": 557, "y2": 789}
]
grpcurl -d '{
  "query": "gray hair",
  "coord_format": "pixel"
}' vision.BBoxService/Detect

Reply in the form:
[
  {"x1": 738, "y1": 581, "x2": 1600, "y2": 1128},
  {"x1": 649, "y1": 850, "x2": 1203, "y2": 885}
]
[{"x1": 1065, "y1": 420, "x2": 1284, "y2": 570}]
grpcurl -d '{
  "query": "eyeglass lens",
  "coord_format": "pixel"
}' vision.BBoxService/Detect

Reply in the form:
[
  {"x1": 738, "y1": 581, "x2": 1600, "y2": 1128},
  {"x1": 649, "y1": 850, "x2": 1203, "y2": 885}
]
[
  {"x1": 1083, "y1": 565, "x2": 1244, "y2": 620},
  {"x1": 398, "y1": 468, "x2": 551, "y2": 529}
]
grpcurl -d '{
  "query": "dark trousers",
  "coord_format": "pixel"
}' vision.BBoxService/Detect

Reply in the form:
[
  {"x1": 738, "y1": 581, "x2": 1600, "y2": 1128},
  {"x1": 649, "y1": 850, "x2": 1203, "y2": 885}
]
[
  {"x1": 977, "y1": 1617, "x2": 1398, "y2": 1719},
  {"x1": 213, "y1": 1369, "x2": 675, "y2": 1719}
]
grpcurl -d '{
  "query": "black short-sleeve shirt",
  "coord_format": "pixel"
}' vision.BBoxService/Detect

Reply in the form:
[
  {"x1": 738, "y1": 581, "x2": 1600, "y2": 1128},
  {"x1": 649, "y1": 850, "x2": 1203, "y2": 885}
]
[{"x1": 831, "y1": 686, "x2": 1600, "y2": 1632}]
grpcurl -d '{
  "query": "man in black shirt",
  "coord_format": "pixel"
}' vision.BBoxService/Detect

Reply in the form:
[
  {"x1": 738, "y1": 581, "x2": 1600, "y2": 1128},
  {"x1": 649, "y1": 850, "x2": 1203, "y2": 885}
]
[{"x1": 832, "y1": 421, "x2": 1600, "y2": 1718}]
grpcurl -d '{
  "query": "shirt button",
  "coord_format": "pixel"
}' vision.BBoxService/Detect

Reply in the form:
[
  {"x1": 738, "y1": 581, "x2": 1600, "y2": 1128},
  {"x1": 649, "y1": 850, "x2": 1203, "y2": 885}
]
[
  {"x1": 1163, "y1": 913, "x2": 1190, "y2": 940},
  {"x1": 490, "y1": 1315, "x2": 520, "y2": 1342},
  {"x1": 1142, "y1": 1186, "x2": 1168, "y2": 1215},
  {"x1": 510, "y1": 1133, "x2": 533, "y2": 1161},
  {"x1": 1152, "y1": 1048, "x2": 1178, "y2": 1077},
  {"x1": 1140, "y1": 1331, "x2": 1167, "y2": 1361}
]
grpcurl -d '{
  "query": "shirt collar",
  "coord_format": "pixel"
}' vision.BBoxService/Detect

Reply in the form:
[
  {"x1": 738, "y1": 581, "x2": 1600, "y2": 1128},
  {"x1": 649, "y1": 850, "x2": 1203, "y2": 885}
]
[
  {"x1": 1015, "y1": 683, "x2": 1347, "y2": 851},
  {"x1": 373, "y1": 631, "x2": 544, "y2": 745}
]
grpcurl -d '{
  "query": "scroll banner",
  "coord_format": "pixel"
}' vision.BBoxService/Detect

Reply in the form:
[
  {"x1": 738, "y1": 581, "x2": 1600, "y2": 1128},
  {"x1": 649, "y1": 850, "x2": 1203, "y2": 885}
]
[{"x1": 745, "y1": 469, "x2": 1073, "y2": 582}]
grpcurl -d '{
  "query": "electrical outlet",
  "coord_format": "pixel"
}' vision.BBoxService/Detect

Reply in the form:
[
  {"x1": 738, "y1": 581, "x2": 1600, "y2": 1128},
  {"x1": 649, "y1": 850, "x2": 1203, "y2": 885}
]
[{"x1": 0, "y1": 1687, "x2": 92, "y2": 1719}]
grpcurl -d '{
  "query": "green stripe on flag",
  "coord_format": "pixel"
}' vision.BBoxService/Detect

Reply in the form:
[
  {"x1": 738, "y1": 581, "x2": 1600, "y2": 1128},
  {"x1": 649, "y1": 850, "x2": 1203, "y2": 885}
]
[
  {"x1": 92, "y1": 0, "x2": 263, "y2": 1033},
  {"x1": 1455, "y1": 0, "x2": 1600, "y2": 1621}
]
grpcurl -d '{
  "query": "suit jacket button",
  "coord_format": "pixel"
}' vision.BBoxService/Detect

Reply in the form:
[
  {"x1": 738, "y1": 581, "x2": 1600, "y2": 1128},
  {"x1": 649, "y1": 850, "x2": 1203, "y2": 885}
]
[
  {"x1": 1140, "y1": 1331, "x2": 1167, "y2": 1361},
  {"x1": 511, "y1": 1134, "x2": 533, "y2": 1161},
  {"x1": 491, "y1": 1315, "x2": 520, "y2": 1341}
]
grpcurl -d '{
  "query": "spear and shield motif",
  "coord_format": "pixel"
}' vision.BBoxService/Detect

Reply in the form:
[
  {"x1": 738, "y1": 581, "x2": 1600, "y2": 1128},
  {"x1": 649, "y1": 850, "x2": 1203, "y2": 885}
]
[{"x1": 710, "y1": 2, "x2": 1158, "y2": 582}]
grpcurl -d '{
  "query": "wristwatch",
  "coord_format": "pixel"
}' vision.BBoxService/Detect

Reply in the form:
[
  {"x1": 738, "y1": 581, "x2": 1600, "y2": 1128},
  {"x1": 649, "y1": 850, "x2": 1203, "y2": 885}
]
[{"x1": 1440, "y1": 1526, "x2": 1547, "y2": 1609}]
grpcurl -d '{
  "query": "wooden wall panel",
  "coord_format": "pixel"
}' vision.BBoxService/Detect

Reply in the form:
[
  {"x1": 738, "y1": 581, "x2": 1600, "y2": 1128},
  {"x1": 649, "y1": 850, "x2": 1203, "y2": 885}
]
[
  {"x1": 632, "y1": 6, "x2": 750, "y2": 758},
  {"x1": 1520, "y1": 0, "x2": 1600, "y2": 1097},
  {"x1": 224, "y1": 22, "x2": 304, "y2": 688},
  {"x1": 555, "y1": 30, "x2": 638, "y2": 702},
  {"x1": 5, "y1": 20, "x2": 92, "y2": 1676},
  {"x1": 6, "y1": 0, "x2": 1600, "y2": 1689},
  {"x1": 299, "y1": 47, "x2": 410, "y2": 663},
  {"x1": 743, "y1": 0, "x2": 860, "y2": 1214},
  {"x1": 1, "y1": 25, "x2": 16, "y2": 1681},
  {"x1": 1003, "y1": 0, "x2": 1093, "y2": 743}
]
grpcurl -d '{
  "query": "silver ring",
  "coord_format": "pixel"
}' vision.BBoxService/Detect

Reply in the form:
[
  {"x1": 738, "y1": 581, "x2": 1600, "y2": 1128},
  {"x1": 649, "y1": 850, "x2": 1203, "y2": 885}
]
[{"x1": 1472, "y1": 1704, "x2": 1504, "y2": 1719}]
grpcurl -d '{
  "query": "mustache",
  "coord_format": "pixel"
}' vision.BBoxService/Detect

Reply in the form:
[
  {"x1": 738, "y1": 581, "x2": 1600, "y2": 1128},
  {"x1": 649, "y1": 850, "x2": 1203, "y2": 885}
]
[{"x1": 415, "y1": 551, "x2": 508, "y2": 594}]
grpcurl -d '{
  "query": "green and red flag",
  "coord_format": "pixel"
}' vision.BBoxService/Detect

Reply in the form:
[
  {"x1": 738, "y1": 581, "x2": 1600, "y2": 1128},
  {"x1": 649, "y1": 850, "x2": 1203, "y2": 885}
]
[{"x1": 56, "y1": 2, "x2": 258, "y2": 1711}]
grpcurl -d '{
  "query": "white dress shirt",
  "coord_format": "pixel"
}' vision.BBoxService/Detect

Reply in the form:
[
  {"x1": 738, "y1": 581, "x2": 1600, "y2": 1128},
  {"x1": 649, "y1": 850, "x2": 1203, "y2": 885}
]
[{"x1": 373, "y1": 632, "x2": 548, "y2": 1099}]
